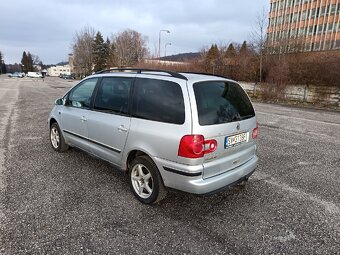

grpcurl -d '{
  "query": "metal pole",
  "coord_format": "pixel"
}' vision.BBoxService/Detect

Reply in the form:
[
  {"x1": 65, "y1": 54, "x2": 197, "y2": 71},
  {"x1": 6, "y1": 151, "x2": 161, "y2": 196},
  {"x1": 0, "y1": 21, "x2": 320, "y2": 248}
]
[
  {"x1": 158, "y1": 30, "x2": 170, "y2": 58},
  {"x1": 158, "y1": 31, "x2": 161, "y2": 59}
]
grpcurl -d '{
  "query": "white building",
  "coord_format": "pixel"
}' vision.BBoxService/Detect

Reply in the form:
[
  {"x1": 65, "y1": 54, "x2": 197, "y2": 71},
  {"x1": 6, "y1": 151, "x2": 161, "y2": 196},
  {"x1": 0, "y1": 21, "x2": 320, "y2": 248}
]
[{"x1": 47, "y1": 64, "x2": 71, "y2": 77}]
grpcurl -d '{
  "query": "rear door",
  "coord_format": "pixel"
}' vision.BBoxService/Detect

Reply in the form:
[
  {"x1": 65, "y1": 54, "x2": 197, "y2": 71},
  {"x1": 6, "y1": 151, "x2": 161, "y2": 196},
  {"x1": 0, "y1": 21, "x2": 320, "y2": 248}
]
[
  {"x1": 61, "y1": 78, "x2": 98, "y2": 150},
  {"x1": 191, "y1": 80, "x2": 257, "y2": 179},
  {"x1": 86, "y1": 76, "x2": 133, "y2": 165}
]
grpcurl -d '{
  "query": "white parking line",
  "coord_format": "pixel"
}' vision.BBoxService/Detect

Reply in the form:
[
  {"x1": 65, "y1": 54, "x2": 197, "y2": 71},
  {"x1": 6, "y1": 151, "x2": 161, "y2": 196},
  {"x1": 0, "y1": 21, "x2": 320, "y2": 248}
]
[
  {"x1": 253, "y1": 172, "x2": 340, "y2": 218},
  {"x1": 257, "y1": 111, "x2": 340, "y2": 126}
]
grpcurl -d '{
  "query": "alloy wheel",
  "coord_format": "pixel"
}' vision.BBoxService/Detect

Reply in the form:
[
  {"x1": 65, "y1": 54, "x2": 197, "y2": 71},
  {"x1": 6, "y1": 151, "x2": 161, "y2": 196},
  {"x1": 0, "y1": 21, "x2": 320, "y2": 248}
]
[
  {"x1": 130, "y1": 163, "x2": 153, "y2": 199},
  {"x1": 50, "y1": 126, "x2": 60, "y2": 149}
]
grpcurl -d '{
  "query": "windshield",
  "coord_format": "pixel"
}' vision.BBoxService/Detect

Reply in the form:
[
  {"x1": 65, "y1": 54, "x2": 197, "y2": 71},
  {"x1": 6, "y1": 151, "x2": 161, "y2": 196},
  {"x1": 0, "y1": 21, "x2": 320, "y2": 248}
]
[{"x1": 193, "y1": 81, "x2": 255, "y2": 126}]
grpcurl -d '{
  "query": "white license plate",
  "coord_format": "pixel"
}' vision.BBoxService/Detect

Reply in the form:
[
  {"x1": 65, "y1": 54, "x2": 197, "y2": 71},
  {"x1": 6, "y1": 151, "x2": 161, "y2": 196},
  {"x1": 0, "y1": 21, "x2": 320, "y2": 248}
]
[{"x1": 225, "y1": 132, "x2": 249, "y2": 148}]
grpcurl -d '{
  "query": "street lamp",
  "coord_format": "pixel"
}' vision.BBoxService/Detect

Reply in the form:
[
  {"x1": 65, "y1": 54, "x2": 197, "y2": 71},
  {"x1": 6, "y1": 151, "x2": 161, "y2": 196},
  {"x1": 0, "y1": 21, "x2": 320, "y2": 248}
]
[
  {"x1": 158, "y1": 30, "x2": 170, "y2": 58},
  {"x1": 165, "y1": 43, "x2": 172, "y2": 57}
]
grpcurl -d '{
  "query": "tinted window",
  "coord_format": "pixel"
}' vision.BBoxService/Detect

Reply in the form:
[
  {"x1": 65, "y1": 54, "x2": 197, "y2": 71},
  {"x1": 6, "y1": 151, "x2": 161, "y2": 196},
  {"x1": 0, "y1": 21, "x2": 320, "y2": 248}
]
[
  {"x1": 132, "y1": 78, "x2": 185, "y2": 124},
  {"x1": 194, "y1": 81, "x2": 255, "y2": 126},
  {"x1": 68, "y1": 78, "x2": 98, "y2": 108},
  {"x1": 94, "y1": 77, "x2": 132, "y2": 114}
]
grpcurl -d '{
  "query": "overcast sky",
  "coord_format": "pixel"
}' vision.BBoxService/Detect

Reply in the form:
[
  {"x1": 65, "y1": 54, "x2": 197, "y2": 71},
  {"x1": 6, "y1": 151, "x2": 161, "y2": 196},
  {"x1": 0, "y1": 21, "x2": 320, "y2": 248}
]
[{"x1": 0, "y1": 0, "x2": 268, "y2": 64}]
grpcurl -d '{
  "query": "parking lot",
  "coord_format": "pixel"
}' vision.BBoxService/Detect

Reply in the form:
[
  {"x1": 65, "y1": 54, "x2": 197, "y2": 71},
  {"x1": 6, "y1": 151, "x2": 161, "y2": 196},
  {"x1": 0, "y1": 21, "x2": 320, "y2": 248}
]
[{"x1": 0, "y1": 76, "x2": 339, "y2": 254}]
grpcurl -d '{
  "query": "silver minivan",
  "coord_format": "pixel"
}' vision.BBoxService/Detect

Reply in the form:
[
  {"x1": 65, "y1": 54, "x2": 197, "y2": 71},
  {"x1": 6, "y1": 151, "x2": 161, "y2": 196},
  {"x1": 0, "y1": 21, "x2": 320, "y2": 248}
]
[{"x1": 49, "y1": 69, "x2": 258, "y2": 204}]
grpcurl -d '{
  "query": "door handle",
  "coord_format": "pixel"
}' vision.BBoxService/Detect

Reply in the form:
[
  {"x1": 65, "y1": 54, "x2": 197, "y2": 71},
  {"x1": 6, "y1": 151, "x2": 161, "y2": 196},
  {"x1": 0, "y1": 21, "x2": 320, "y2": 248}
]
[
  {"x1": 80, "y1": 116, "x2": 87, "y2": 122},
  {"x1": 118, "y1": 125, "x2": 128, "y2": 132}
]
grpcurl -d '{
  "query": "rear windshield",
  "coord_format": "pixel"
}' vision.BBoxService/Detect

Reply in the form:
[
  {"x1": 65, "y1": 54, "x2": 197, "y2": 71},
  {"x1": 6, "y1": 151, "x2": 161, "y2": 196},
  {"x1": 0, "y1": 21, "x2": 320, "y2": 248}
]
[{"x1": 193, "y1": 81, "x2": 255, "y2": 126}]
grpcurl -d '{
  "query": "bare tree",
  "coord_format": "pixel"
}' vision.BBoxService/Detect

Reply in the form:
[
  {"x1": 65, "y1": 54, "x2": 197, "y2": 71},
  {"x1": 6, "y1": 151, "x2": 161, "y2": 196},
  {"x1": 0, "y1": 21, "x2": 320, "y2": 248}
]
[
  {"x1": 112, "y1": 29, "x2": 149, "y2": 67},
  {"x1": 73, "y1": 26, "x2": 96, "y2": 77},
  {"x1": 250, "y1": 7, "x2": 268, "y2": 82},
  {"x1": 30, "y1": 54, "x2": 44, "y2": 70}
]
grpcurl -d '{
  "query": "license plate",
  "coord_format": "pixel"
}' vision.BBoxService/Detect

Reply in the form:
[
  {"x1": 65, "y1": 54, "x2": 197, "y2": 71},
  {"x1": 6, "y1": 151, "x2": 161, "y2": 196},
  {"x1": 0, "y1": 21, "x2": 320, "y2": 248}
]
[{"x1": 225, "y1": 132, "x2": 249, "y2": 148}]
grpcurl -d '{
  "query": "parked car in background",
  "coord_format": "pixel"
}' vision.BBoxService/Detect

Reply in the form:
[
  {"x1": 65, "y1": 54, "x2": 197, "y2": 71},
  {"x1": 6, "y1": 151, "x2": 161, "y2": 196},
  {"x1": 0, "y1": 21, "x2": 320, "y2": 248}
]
[
  {"x1": 8, "y1": 72, "x2": 24, "y2": 78},
  {"x1": 27, "y1": 72, "x2": 43, "y2": 78},
  {"x1": 62, "y1": 74, "x2": 75, "y2": 80},
  {"x1": 59, "y1": 73, "x2": 75, "y2": 79},
  {"x1": 48, "y1": 68, "x2": 258, "y2": 204}
]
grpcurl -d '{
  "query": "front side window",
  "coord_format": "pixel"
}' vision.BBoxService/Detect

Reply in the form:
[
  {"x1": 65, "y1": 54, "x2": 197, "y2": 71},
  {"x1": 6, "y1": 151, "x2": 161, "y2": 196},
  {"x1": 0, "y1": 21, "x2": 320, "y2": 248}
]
[
  {"x1": 132, "y1": 78, "x2": 185, "y2": 124},
  {"x1": 68, "y1": 78, "x2": 98, "y2": 108},
  {"x1": 94, "y1": 77, "x2": 133, "y2": 114},
  {"x1": 194, "y1": 81, "x2": 255, "y2": 126}
]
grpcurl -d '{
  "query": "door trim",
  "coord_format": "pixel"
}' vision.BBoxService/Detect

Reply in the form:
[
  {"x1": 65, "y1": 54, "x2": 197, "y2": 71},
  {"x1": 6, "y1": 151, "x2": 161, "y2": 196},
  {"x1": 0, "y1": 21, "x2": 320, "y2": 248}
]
[{"x1": 63, "y1": 129, "x2": 121, "y2": 154}]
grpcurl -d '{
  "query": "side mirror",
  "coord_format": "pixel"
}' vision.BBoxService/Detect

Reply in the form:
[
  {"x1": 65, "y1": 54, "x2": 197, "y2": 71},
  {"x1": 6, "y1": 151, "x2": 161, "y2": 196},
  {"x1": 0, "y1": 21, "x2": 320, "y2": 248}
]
[{"x1": 55, "y1": 98, "x2": 64, "y2": 105}]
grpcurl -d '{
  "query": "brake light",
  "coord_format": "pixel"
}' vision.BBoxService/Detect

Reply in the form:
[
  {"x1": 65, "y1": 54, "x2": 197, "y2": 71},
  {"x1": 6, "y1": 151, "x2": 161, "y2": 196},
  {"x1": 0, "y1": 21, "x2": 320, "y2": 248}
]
[
  {"x1": 178, "y1": 135, "x2": 217, "y2": 158},
  {"x1": 252, "y1": 122, "x2": 259, "y2": 139}
]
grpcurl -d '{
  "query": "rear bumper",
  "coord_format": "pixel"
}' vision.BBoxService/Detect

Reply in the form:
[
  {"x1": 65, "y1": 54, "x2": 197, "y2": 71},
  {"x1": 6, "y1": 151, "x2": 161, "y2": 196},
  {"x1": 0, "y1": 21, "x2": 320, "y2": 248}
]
[{"x1": 154, "y1": 155, "x2": 258, "y2": 195}]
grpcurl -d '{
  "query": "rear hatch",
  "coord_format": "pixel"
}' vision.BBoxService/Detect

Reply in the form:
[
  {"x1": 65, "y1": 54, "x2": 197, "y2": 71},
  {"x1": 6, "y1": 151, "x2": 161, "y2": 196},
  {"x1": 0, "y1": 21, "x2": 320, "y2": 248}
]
[{"x1": 192, "y1": 80, "x2": 257, "y2": 179}]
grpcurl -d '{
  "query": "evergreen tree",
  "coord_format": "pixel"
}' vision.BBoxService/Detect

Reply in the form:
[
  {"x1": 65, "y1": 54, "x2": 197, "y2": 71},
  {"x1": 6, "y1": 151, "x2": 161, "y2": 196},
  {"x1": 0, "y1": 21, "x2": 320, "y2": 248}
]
[
  {"x1": 93, "y1": 31, "x2": 108, "y2": 72},
  {"x1": 0, "y1": 51, "x2": 3, "y2": 74},
  {"x1": 27, "y1": 52, "x2": 34, "y2": 71},
  {"x1": 239, "y1": 41, "x2": 249, "y2": 55},
  {"x1": 21, "y1": 51, "x2": 28, "y2": 73},
  {"x1": 206, "y1": 44, "x2": 219, "y2": 62},
  {"x1": 237, "y1": 41, "x2": 256, "y2": 81},
  {"x1": 225, "y1": 43, "x2": 237, "y2": 58},
  {"x1": 204, "y1": 44, "x2": 220, "y2": 73},
  {"x1": 104, "y1": 37, "x2": 111, "y2": 67},
  {"x1": 21, "y1": 51, "x2": 34, "y2": 72},
  {"x1": 223, "y1": 43, "x2": 237, "y2": 79}
]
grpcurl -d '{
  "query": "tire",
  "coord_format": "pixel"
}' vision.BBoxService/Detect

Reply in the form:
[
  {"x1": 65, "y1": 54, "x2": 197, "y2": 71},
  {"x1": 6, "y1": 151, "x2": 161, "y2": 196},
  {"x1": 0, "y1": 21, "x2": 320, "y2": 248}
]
[
  {"x1": 129, "y1": 156, "x2": 167, "y2": 204},
  {"x1": 50, "y1": 122, "x2": 69, "y2": 152}
]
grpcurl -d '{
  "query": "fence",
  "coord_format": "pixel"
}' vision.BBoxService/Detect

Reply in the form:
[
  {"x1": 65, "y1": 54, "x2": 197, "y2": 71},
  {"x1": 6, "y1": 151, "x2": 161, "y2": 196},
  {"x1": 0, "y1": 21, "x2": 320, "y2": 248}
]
[{"x1": 239, "y1": 82, "x2": 340, "y2": 107}]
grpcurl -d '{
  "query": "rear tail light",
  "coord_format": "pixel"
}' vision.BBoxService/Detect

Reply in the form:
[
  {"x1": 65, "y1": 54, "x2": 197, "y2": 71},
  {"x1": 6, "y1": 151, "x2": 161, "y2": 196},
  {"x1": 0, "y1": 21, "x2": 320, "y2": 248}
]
[
  {"x1": 178, "y1": 135, "x2": 217, "y2": 158},
  {"x1": 252, "y1": 122, "x2": 259, "y2": 139},
  {"x1": 205, "y1": 139, "x2": 217, "y2": 153}
]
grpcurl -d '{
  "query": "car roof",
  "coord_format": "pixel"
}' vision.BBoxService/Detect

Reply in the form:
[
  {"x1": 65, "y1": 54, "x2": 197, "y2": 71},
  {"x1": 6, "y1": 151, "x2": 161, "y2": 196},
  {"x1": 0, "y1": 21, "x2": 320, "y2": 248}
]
[
  {"x1": 179, "y1": 72, "x2": 232, "y2": 83},
  {"x1": 89, "y1": 69, "x2": 234, "y2": 83}
]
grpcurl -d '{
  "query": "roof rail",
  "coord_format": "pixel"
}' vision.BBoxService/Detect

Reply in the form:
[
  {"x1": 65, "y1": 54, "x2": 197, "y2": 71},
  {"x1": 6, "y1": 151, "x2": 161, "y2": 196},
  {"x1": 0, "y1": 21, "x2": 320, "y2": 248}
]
[
  {"x1": 180, "y1": 71, "x2": 231, "y2": 80},
  {"x1": 95, "y1": 68, "x2": 188, "y2": 80}
]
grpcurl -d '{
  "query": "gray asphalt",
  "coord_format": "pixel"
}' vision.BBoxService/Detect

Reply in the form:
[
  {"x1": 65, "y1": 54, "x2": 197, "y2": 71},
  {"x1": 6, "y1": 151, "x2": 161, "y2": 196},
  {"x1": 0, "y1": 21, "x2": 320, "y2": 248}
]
[{"x1": 0, "y1": 76, "x2": 339, "y2": 254}]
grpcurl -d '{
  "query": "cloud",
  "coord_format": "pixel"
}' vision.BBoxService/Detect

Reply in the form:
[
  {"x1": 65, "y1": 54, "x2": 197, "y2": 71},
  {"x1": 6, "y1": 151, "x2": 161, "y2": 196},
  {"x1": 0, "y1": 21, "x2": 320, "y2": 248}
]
[{"x1": 0, "y1": 0, "x2": 268, "y2": 64}]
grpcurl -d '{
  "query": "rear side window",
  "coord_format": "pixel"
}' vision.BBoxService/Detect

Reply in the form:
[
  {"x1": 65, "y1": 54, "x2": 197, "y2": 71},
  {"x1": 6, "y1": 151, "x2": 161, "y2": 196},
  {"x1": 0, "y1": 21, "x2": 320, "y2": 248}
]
[
  {"x1": 94, "y1": 77, "x2": 132, "y2": 114},
  {"x1": 132, "y1": 78, "x2": 185, "y2": 124},
  {"x1": 193, "y1": 81, "x2": 255, "y2": 125}
]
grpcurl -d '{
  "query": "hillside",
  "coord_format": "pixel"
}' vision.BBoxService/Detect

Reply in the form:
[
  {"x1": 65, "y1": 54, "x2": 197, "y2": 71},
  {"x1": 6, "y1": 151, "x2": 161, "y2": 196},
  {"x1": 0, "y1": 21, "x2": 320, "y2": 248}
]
[{"x1": 160, "y1": 52, "x2": 200, "y2": 62}]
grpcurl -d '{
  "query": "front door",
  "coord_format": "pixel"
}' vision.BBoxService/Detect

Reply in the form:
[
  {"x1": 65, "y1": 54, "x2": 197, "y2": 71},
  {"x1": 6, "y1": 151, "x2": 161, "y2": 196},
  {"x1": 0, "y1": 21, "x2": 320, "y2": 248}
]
[{"x1": 61, "y1": 78, "x2": 98, "y2": 150}]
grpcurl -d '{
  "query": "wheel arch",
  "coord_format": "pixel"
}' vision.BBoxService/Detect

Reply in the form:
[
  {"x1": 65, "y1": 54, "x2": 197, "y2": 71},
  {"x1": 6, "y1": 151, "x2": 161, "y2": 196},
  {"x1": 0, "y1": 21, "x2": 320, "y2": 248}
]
[
  {"x1": 126, "y1": 150, "x2": 149, "y2": 171},
  {"x1": 125, "y1": 149, "x2": 166, "y2": 185},
  {"x1": 49, "y1": 117, "x2": 58, "y2": 128}
]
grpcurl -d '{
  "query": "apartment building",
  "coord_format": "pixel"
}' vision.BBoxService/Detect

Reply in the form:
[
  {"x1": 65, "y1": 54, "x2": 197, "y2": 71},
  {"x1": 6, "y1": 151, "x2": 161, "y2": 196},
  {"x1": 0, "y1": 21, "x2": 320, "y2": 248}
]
[
  {"x1": 267, "y1": 0, "x2": 340, "y2": 53},
  {"x1": 47, "y1": 64, "x2": 71, "y2": 77},
  {"x1": 47, "y1": 54, "x2": 74, "y2": 77}
]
